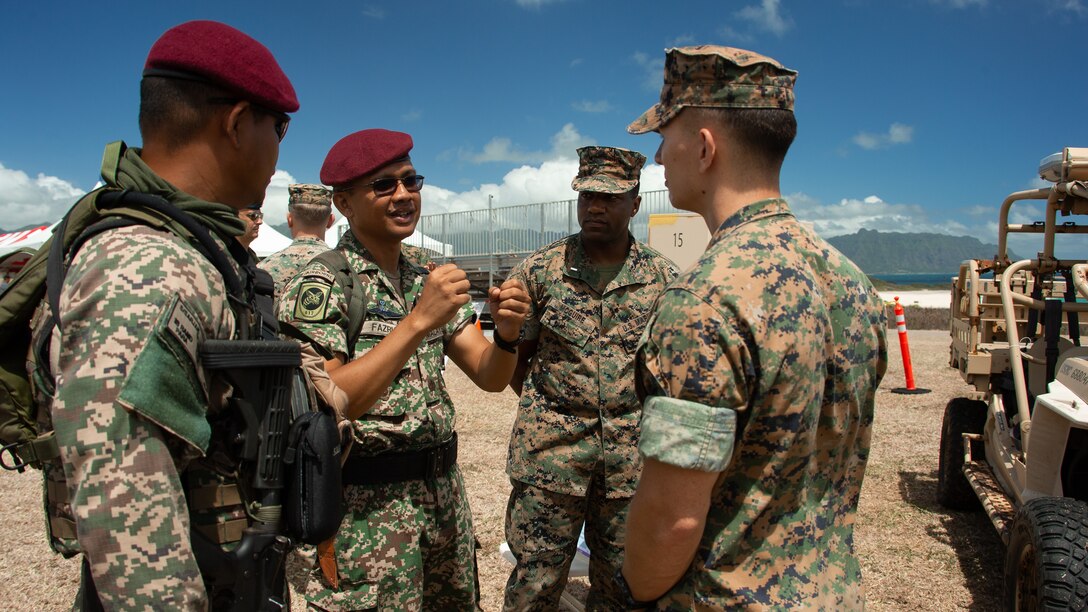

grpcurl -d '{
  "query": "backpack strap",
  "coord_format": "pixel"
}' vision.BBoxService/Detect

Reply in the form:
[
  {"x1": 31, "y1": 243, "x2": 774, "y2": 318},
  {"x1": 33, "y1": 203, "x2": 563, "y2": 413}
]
[
  {"x1": 46, "y1": 189, "x2": 254, "y2": 336},
  {"x1": 310, "y1": 249, "x2": 367, "y2": 360}
]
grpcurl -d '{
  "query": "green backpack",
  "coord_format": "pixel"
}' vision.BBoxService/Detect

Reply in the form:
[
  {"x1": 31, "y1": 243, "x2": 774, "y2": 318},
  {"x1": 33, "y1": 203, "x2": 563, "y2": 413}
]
[{"x1": 0, "y1": 188, "x2": 248, "y2": 472}]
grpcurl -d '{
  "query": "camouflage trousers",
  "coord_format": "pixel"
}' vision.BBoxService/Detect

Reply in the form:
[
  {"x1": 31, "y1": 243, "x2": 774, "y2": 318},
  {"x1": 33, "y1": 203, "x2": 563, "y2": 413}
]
[
  {"x1": 503, "y1": 475, "x2": 629, "y2": 612},
  {"x1": 302, "y1": 465, "x2": 480, "y2": 611}
]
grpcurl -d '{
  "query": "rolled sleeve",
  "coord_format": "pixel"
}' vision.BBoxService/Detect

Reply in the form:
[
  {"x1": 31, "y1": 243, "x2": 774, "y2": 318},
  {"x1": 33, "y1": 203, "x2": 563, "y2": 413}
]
[{"x1": 639, "y1": 396, "x2": 736, "y2": 472}]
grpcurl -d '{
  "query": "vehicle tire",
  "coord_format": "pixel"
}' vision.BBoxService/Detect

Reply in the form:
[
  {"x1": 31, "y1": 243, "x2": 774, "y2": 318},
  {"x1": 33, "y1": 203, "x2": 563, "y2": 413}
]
[
  {"x1": 937, "y1": 397, "x2": 987, "y2": 510},
  {"x1": 1004, "y1": 497, "x2": 1088, "y2": 611}
]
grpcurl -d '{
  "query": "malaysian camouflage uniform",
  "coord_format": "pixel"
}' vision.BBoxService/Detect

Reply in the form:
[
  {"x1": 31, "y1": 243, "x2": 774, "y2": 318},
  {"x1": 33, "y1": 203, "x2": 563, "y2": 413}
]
[
  {"x1": 31, "y1": 142, "x2": 245, "y2": 609},
  {"x1": 278, "y1": 230, "x2": 478, "y2": 611},
  {"x1": 259, "y1": 183, "x2": 333, "y2": 296},
  {"x1": 504, "y1": 146, "x2": 678, "y2": 611},
  {"x1": 629, "y1": 46, "x2": 888, "y2": 609}
]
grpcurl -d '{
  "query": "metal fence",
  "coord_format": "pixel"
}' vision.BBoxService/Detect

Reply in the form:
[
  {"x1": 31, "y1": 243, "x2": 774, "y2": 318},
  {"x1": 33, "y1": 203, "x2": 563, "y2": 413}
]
[{"x1": 414, "y1": 189, "x2": 676, "y2": 259}]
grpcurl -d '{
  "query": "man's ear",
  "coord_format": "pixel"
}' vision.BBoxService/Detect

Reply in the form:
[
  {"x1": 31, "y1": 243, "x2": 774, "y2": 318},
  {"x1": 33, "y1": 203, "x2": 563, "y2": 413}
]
[
  {"x1": 332, "y1": 192, "x2": 352, "y2": 218},
  {"x1": 286, "y1": 211, "x2": 295, "y2": 229},
  {"x1": 326, "y1": 213, "x2": 336, "y2": 229},
  {"x1": 222, "y1": 101, "x2": 250, "y2": 148},
  {"x1": 697, "y1": 128, "x2": 716, "y2": 174},
  {"x1": 630, "y1": 194, "x2": 642, "y2": 218}
]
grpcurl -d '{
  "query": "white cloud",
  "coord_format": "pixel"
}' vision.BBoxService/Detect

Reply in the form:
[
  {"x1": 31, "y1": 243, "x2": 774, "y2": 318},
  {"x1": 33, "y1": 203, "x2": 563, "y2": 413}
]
[
  {"x1": 571, "y1": 99, "x2": 612, "y2": 113},
  {"x1": 633, "y1": 51, "x2": 665, "y2": 91},
  {"x1": 401, "y1": 109, "x2": 422, "y2": 122},
  {"x1": 451, "y1": 123, "x2": 594, "y2": 165},
  {"x1": 1049, "y1": 0, "x2": 1088, "y2": 15},
  {"x1": 570, "y1": 58, "x2": 583, "y2": 68},
  {"x1": 260, "y1": 169, "x2": 297, "y2": 228},
  {"x1": 932, "y1": 0, "x2": 987, "y2": 7},
  {"x1": 853, "y1": 122, "x2": 914, "y2": 150},
  {"x1": 736, "y1": 0, "x2": 793, "y2": 36},
  {"x1": 361, "y1": 5, "x2": 385, "y2": 18},
  {"x1": 515, "y1": 0, "x2": 565, "y2": 8},
  {"x1": 0, "y1": 163, "x2": 87, "y2": 230}
]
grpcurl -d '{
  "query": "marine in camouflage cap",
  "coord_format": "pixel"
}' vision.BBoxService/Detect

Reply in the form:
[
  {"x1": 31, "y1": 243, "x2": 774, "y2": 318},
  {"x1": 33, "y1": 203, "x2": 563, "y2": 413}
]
[
  {"x1": 619, "y1": 45, "x2": 887, "y2": 610},
  {"x1": 571, "y1": 146, "x2": 646, "y2": 194},
  {"x1": 628, "y1": 44, "x2": 797, "y2": 134},
  {"x1": 502, "y1": 144, "x2": 677, "y2": 610},
  {"x1": 258, "y1": 183, "x2": 333, "y2": 298}
]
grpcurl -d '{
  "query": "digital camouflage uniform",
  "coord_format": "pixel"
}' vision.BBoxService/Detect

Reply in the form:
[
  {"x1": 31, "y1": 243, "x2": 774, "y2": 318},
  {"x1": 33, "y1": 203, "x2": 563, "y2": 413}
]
[
  {"x1": 504, "y1": 146, "x2": 679, "y2": 611},
  {"x1": 278, "y1": 230, "x2": 478, "y2": 612},
  {"x1": 259, "y1": 236, "x2": 330, "y2": 296},
  {"x1": 32, "y1": 143, "x2": 247, "y2": 609},
  {"x1": 635, "y1": 198, "x2": 888, "y2": 609}
]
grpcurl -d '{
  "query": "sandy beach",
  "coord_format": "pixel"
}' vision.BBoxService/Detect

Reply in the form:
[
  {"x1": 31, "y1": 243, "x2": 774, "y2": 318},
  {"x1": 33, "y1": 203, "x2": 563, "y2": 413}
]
[{"x1": 878, "y1": 289, "x2": 949, "y2": 309}]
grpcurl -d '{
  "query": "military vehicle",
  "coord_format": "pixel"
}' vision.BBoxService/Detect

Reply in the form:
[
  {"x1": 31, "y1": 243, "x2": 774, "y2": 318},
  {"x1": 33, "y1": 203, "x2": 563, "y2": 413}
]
[{"x1": 940, "y1": 147, "x2": 1088, "y2": 609}]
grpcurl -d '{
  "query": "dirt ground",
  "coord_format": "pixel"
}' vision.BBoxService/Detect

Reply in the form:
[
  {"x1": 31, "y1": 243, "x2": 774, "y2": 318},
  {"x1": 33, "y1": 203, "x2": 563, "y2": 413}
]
[{"x1": 0, "y1": 329, "x2": 1005, "y2": 610}]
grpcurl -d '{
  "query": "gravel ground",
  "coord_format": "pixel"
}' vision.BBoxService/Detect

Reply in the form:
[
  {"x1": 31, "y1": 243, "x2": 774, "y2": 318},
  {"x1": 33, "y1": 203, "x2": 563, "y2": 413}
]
[{"x1": 0, "y1": 329, "x2": 1006, "y2": 610}]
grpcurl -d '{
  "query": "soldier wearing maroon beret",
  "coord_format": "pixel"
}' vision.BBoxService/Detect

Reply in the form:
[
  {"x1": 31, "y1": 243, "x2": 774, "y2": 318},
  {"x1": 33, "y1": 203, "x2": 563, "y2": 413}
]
[
  {"x1": 32, "y1": 19, "x2": 318, "y2": 610},
  {"x1": 279, "y1": 129, "x2": 531, "y2": 610}
]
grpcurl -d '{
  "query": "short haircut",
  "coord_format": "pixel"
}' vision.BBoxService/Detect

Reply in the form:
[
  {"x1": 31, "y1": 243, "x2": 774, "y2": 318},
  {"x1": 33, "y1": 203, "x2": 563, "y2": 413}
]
[
  {"x1": 289, "y1": 200, "x2": 332, "y2": 227},
  {"x1": 689, "y1": 107, "x2": 797, "y2": 169},
  {"x1": 138, "y1": 76, "x2": 227, "y2": 150}
]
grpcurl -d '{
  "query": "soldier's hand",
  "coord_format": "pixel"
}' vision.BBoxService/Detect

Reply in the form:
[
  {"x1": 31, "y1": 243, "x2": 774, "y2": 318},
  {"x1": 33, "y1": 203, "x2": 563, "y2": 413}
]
[
  {"x1": 489, "y1": 279, "x2": 529, "y2": 345},
  {"x1": 413, "y1": 263, "x2": 471, "y2": 332}
]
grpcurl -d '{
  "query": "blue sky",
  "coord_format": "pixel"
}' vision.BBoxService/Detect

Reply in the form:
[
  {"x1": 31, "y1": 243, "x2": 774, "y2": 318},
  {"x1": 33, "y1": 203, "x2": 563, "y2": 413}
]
[{"x1": 2, "y1": 0, "x2": 1087, "y2": 258}]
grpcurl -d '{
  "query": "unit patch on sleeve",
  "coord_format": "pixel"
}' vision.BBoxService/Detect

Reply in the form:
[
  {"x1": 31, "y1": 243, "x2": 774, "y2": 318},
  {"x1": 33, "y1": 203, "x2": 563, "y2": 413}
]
[{"x1": 294, "y1": 281, "x2": 332, "y2": 322}]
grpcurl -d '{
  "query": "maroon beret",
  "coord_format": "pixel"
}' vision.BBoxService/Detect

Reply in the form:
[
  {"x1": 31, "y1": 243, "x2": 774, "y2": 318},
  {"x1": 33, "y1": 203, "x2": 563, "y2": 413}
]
[
  {"x1": 143, "y1": 20, "x2": 299, "y2": 113},
  {"x1": 320, "y1": 129, "x2": 414, "y2": 187}
]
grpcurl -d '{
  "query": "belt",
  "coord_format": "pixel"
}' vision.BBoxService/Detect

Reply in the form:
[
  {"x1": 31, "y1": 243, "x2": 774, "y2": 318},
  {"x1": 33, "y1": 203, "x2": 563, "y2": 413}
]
[{"x1": 342, "y1": 433, "x2": 458, "y2": 485}]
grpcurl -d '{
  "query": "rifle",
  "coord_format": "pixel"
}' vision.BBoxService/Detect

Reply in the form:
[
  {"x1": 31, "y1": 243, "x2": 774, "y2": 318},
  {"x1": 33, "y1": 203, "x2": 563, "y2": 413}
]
[{"x1": 193, "y1": 338, "x2": 301, "y2": 611}]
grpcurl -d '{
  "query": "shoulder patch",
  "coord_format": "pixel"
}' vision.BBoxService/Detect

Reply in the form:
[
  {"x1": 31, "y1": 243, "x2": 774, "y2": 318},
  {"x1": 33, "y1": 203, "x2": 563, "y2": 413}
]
[
  {"x1": 302, "y1": 265, "x2": 337, "y2": 284},
  {"x1": 293, "y1": 280, "x2": 332, "y2": 322}
]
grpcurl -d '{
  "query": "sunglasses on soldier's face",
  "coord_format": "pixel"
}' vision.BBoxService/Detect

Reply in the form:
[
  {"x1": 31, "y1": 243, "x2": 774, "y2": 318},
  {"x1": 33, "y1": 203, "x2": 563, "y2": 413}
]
[
  {"x1": 342, "y1": 175, "x2": 426, "y2": 197},
  {"x1": 207, "y1": 97, "x2": 290, "y2": 142}
]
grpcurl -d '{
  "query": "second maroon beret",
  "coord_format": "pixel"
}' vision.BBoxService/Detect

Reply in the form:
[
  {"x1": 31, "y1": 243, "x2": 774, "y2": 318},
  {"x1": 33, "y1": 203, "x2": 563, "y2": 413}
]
[{"x1": 320, "y1": 129, "x2": 414, "y2": 188}]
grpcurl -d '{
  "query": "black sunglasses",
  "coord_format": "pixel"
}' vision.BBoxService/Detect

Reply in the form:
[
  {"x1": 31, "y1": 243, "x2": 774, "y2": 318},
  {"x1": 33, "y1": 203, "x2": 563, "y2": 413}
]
[
  {"x1": 207, "y1": 97, "x2": 290, "y2": 142},
  {"x1": 349, "y1": 175, "x2": 426, "y2": 196}
]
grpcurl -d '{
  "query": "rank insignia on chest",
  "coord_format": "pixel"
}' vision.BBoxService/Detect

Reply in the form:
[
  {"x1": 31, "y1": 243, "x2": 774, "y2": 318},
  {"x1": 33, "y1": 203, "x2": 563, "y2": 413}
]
[{"x1": 294, "y1": 281, "x2": 332, "y2": 321}]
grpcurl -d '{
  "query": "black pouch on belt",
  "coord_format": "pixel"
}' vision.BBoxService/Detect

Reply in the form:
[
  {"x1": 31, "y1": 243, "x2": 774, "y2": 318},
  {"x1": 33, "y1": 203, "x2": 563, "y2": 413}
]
[{"x1": 283, "y1": 410, "x2": 344, "y2": 545}]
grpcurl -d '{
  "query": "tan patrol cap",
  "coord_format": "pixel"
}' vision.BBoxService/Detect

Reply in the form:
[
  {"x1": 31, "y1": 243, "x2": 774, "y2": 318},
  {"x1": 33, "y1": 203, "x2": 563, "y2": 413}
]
[
  {"x1": 571, "y1": 146, "x2": 646, "y2": 194},
  {"x1": 628, "y1": 45, "x2": 797, "y2": 134},
  {"x1": 288, "y1": 183, "x2": 332, "y2": 207}
]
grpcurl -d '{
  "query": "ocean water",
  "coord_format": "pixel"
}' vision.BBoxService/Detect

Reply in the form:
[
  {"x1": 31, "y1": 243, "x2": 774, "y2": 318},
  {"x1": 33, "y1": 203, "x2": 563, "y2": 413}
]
[{"x1": 870, "y1": 273, "x2": 959, "y2": 287}]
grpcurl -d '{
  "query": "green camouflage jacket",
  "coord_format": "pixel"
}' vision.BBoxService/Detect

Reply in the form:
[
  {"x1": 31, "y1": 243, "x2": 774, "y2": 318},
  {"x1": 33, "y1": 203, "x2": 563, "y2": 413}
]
[
  {"x1": 278, "y1": 231, "x2": 473, "y2": 455},
  {"x1": 257, "y1": 236, "x2": 330, "y2": 298},
  {"x1": 636, "y1": 198, "x2": 888, "y2": 609},
  {"x1": 508, "y1": 234, "x2": 677, "y2": 498}
]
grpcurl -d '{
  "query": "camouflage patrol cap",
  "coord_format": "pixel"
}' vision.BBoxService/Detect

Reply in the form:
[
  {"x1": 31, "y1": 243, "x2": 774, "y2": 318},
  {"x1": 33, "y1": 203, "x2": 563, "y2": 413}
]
[
  {"x1": 288, "y1": 183, "x2": 332, "y2": 208},
  {"x1": 571, "y1": 146, "x2": 646, "y2": 194},
  {"x1": 628, "y1": 45, "x2": 797, "y2": 134}
]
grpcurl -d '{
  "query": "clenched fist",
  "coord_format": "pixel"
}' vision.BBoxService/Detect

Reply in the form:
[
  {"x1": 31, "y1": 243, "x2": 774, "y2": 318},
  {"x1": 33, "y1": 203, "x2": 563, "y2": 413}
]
[
  {"x1": 488, "y1": 278, "x2": 530, "y2": 345},
  {"x1": 414, "y1": 263, "x2": 471, "y2": 332}
]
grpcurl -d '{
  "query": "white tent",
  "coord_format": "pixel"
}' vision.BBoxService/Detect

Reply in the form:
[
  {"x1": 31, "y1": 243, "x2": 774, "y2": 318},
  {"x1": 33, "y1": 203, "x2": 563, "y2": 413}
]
[
  {"x1": 326, "y1": 218, "x2": 453, "y2": 256},
  {"x1": 251, "y1": 224, "x2": 293, "y2": 258},
  {"x1": 0, "y1": 220, "x2": 296, "y2": 259},
  {"x1": 0, "y1": 222, "x2": 58, "y2": 257}
]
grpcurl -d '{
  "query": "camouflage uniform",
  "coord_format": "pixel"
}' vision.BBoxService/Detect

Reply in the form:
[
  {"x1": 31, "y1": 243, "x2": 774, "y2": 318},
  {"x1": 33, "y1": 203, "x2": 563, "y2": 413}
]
[
  {"x1": 33, "y1": 143, "x2": 245, "y2": 608},
  {"x1": 259, "y1": 236, "x2": 330, "y2": 296},
  {"x1": 626, "y1": 46, "x2": 888, "y2": 609},
  {"x1": 278, "y1": 230, "x2": 478, "y2": 611},
  {"x1": 635, "y1": 199, "x2": 887, "y2": 609},
  {"x1": 504, "y1": 145, "x2": 678, "y2": 611}
]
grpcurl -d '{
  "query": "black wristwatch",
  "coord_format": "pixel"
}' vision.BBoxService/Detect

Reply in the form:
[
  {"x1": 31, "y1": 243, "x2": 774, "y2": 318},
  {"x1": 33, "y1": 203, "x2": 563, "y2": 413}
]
[
  {"x1": 493, "y1": 328, "x2": 524, "y2": 353},
  {"x1": 614, "y1": 568, "x2": 658, "y2": 610}
]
